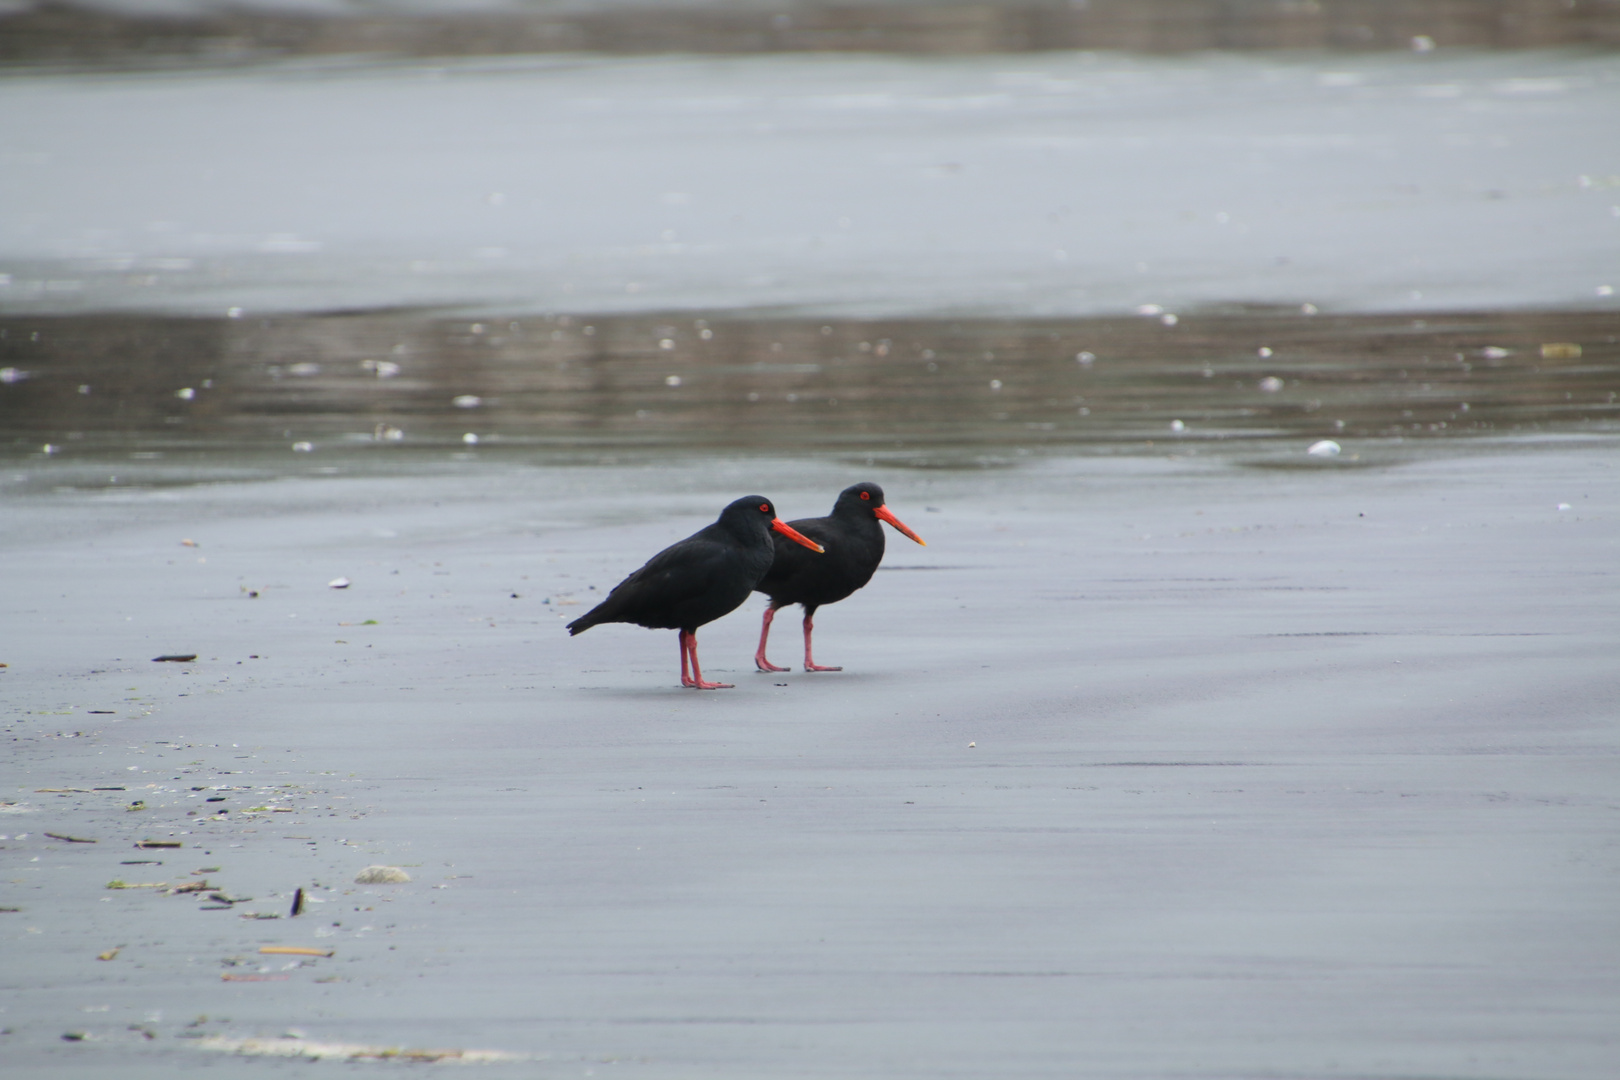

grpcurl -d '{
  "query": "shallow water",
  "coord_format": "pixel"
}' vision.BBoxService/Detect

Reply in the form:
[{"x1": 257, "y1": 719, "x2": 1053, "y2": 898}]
[{"x1": 3, "y1": 50, "x2": 1618, "y2": 320}]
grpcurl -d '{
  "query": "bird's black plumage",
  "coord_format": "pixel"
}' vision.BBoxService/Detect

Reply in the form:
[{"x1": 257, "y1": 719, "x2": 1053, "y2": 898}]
[
  {"x1": 752, "y1": 482, "x2": 926, "y2": 672},
  {"x1": 568, "y1": 495, "x2": 823, "y2": 689}
]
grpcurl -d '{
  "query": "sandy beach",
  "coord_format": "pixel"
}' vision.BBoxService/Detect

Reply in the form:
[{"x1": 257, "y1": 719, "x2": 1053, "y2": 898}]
[
  {"x1": 4, "y1": 19, "x2": 1618, "y2": 1075},
  {"x1": 4, "y1": 440, "x2": 1617, "y2": 1077}
]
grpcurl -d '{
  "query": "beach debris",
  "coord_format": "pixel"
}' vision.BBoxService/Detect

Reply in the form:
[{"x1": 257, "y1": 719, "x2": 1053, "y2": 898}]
[
  {"x1": 290, "y1": 888, "x2": 305, "y2": 917},
  {"x1": 968, "y1": 741, "x2": 977, "y2": 748},
  {"x1": 354, "y1": 865, "x2": 410, "y2": 885},
  {"x1": 194, "y1": 1035, "x2": 528, "y2": 1062},
  {"x1": 328, "y1": 577, "x2": 351, "y2": 589},
  {"x1": 373, "y1": 423, "x2": 404, "y2": 442},
  {"x1": 462, "y1": 432, "x2": 479, "y2": 445},
  {"x1": 1539, "y1": 342, "x2": 1582, "y2": 359},
  {"x1": 259, "y1": 946, "x2": 334, "y2": 958},
  {"x1": 175, "y1": 387, "x2": 196, "y2": 401},
  {"x1": 222, "y1": 974, "x2": 290, "y2": 982},
  {"x1": 44, "y1": 832, "x2": 96, "y2": 843},
  {"x1": 107, "y1": 880, "x2": 167, "y2": 889},
  {"x1": 1258, "y1": 376, "x2": 1284, "y2": 392},
  {"x1": 1308, "y1": 440, "x2": 1342, "y2": 457},
  {"x1": 169, "y1": 880, "x2": 211, "y2": 895},
  {"x1": 97, "y1": 947, "x2": 121, "y2": 961},
  {"x1": 135, "y1": 840, "x2": 182, "y2": 849},
  {"x1": 291, "y1": 441, "x2": 314, "y2": 452},
  {"x1": 1558, "y1": 503, "x2": 1572, "y2": 511},
  {"x1": 126, "y1": 801, "x2": 147, "y2": 812},
  {"x1": 453, "y1": 394, "x2": 481, "y2": 408},
  {"x1": 153, "y1": 654, "x2": 197, "y2": 663},
  {"x1": 61, "y1": 1032, "x2": 88, "y2": 1042},
  {"x1": 181, "y1": 538, "x2": 199, "y2": 547},
  {"x1": 240, "y1": 912, "x2": 281, "y2": 920},
  {"x1": 1169, "y1": 420, "x2": 1186, "y2": 432}
]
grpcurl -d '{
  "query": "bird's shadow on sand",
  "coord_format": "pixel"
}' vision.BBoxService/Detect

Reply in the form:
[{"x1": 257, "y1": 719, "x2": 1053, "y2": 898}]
[{"x1": 574, "y1": 670, "x2": 891, "y2": 698}]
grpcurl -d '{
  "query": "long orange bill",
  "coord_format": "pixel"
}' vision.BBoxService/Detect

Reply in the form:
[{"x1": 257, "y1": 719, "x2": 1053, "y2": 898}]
[
  {"x1": 772, "y1": 519, "x2": 824, "y2": 553},
  {"x1": 874, "y1": 505, "x2": 926, "y2": 546}
]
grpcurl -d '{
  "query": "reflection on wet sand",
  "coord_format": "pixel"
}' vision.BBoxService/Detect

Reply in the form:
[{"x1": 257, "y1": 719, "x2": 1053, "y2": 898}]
[{"x1": 3, "y1": 308, "x2": 1615, "y2": 476}]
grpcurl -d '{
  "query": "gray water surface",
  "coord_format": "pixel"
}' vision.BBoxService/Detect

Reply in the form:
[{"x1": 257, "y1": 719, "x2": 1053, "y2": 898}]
[{"x1": 4, "y1": 50, "x2": 1618, "y2": 319}]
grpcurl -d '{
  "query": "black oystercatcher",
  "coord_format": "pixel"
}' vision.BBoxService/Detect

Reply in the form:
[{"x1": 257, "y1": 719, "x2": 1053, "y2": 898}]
[
  {"x1": 567, "y1": 496, "x2": 823, "y2": 689},
  {"x1": 753, "y1": 482, "x2": 926, "y2": 673}
]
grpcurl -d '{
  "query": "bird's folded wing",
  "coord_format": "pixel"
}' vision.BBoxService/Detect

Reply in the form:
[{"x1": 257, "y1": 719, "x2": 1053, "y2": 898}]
[{"x1": 617, "y1": 539, "x2": 737, "y2": 605}]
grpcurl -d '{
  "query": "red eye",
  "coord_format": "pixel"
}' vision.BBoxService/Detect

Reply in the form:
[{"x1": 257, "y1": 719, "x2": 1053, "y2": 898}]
[
  {"x1": 759, "y1": 503, "x2": 770, "y2": 513},
  {"x1": 860, "y1": 491, "x2": 871, "y2": 500}
]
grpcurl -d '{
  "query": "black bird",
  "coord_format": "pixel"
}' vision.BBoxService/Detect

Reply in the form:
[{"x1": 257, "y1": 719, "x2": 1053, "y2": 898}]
[
  {"x1": 568, "y1": 496, "x2": 824, "y2": 689},
  {"x1": 753, "y1": 482, "x2": 926, "y2": 673}
]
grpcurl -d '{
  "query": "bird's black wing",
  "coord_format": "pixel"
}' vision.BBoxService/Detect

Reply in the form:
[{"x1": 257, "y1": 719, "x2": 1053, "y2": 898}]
[{"x1": 567, "y1": 534, "x2": 745, "y2": 633}]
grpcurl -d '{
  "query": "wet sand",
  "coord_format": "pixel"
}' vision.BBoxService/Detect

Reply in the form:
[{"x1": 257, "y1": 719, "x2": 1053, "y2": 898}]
[{"x1": 3, "y1": 440, "x2": 1617, "y2": 1076}]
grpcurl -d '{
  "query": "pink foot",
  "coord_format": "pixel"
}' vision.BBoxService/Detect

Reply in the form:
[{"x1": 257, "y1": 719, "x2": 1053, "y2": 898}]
[
  {"x1": 755, "y1": 607, "x2": 790, "y2": 673},
  {"x1": 801, "y1": 615, "x2": 841, "y2": 672},
  {"x1": 680, "y1": 630, "x2": 734, "y2": 689}
]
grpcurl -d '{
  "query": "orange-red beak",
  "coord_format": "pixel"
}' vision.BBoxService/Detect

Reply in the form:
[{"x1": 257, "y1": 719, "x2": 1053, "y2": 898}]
[
  {"x1": 874, "y1": 505, "x2": 926, "y2": 546},
  {"x1": 772, "y1": 519, "x2": 824, "y2": 553}
]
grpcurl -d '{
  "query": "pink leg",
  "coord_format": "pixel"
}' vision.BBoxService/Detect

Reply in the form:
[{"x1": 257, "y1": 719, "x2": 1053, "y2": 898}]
[
  {"x1": 754, "y1": 606, "x2": 790, "y2": 673},
  {"x1": 679, "y1": 631, "x2": 695, "y2": 687},
  {"x1": 682, "y1": 629, "x2": 734, "y2": 690},
  {"x1": 803, "y1": 613, "x2": 842, "y2": 672}
]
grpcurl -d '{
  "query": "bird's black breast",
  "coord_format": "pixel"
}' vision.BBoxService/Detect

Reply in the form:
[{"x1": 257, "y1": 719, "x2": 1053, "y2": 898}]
[{"x1": 756, "y1": 514, "x2": 883, "y2": 608}]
